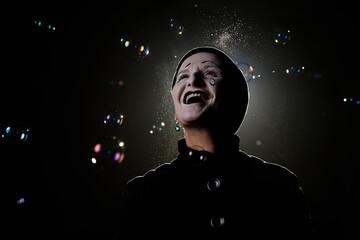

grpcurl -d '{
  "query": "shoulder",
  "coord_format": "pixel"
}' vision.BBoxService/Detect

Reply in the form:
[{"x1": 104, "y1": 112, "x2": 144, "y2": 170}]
[
  {"x1": 125, "y1": 162, "x2": 174, "y2": 191},
  {"x1": 240, "y1": 151, "x2": 298, "y2": 185}
]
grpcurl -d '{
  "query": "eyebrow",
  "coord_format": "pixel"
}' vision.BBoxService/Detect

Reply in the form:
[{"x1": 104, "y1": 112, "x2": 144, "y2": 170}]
[
  {"x1": 177, "y1": 68, "x2": 190, "y2": 76},
  {"x1": 177, "y1": 61, "x2": 220, "y2": 77},
  {"x1": 177, "y1": 62, "x2": 191, "y2": 76},
  {"x1": 201, "y1": 60, "x2": 218, "y2": 66}
]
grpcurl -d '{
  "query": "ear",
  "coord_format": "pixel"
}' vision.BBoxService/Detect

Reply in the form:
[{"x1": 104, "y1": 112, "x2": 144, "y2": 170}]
[{"x1": 174, "y1": 113, "x2": 178, "y2": 121}]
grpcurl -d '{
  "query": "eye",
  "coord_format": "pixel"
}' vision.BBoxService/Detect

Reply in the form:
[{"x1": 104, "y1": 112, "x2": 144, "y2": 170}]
[
  {"x1": 204, "y1": 70, "x2": 220, "y2": 78},
  {"x1": 176, "y1": 74, "x2": 189, "y2": 83}
]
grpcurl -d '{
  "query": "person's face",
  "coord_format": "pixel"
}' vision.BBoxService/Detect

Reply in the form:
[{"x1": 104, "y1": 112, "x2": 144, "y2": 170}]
[{"x1": 172, "y1": 52, "x2": 224, "y2": 128}]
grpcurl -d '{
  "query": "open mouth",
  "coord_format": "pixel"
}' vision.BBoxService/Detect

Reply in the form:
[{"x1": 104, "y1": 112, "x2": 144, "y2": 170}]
[{"x1": 183, "y1": 91, "x2": 209, "y2": 104}]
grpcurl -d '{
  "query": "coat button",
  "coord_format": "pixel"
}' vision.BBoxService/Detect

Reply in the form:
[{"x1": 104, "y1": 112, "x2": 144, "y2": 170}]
[
  {"x1": 210, "y1": 216, "x2": 225, "y2": 228},
  {"x1": 207, "y1": 178, "x2": 221, "y2": 191},
  {"x1": 199, "y1": 154, "x2": 207, "y2": 162}
]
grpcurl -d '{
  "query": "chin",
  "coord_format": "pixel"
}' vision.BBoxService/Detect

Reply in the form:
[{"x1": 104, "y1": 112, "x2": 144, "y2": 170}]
[{"x1": 177, "y1": 104, "x2": 217, "y2": 126}]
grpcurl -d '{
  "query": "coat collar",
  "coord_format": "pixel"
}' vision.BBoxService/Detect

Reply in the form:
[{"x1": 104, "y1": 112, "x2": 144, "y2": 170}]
[{"x1": 176, "y1": 135, "x2": 240, "y2": 165}]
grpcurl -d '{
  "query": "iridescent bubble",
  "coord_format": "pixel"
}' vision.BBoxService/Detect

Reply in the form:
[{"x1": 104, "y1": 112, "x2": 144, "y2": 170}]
[
  {"x1": 34, "y1": 20, "x2": 56, "y2": 31},
  {"x1": 169, "y1": 18, "x2": 185, "y2": 35},
  {"x1": 237, "y1": 62, "x2": 254, "y2": 82},
  {"x1": 175, "y1": 125, "x2": 181, "y2": 132},
  {"x1": 19, "y1": 129, "x2": 30, "y2": 141},
  {"x1": 17, "y1": 197, "x2": 25, "y2": 205},
  {"x1": 103, "y1": 111, "x2": 124, "y2": 127},
  {"x1": 2, "y1": 126, "x2": 30, "y2": 142},
  {"x1": 343, "y1": 97, "x2": 360, "y2": 105},
  {"x1": 91, "y1": 136, "x2": 125, "y2": 169},
  {"x1": 120, "y1": 36, "x2": 150, "y2": 60},
  {"x1": 285, "y1": 66, "x2": 306, "y2": 75},
  {"x1": 274, "y1": 29, "x2": 292, "y2": 46},
  {"x1": 149, "y1": 122, "x2": 167, "y2": 134}
]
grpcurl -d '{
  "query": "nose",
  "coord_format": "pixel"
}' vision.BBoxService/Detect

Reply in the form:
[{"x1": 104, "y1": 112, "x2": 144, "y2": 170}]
[{"x1": 187, "y1": 70, "x2": 205, "y2": 87}]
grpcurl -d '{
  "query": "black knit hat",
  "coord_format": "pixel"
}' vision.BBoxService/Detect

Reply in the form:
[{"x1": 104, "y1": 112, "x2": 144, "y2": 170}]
[{"x1": 171, "y1": 46, "x2": 249, "y2": 133}]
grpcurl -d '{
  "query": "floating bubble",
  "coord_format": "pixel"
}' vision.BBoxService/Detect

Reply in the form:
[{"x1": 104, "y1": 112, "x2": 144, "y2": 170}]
[
  {"x1": 19, "y1": 129, "x2": 30, "y2": 141},
  {"x1": 17, "y1": 197, "x2": 25, "y2": 205},
  {"x1": 285, "y1": 66, "x2": 305, "y2": 74},
  {"x1": 103, "y1": 111, "x2": 124, "y2": 127},
  {"x1": 149, "y1": 122, "x2": 167, "y2": 134},
  {"x1": 34, "y1": 20, "x2": 56, "y2": 31},
  {"x1": 169, "y1": 18, "x2": 185, "y2": 35},
  {"x1": 91, "y1": 136, "x2": 125, "y2": 169},
  {"x1": 237, "y1": 62, "x2": 254, "y2": 82},
  {"x1": 343, "y1": 97, "x2": 360, "y2": 105},
  {"x1": 1, "y1": 126, "x2": 30, "y2": 143},
  {"x1": 274, "y1": 29, "x2": 291, "y2": 45},
  {"x1": 175, "y1": 125, "x2": 181, "y2": 132},
  {"x1": 120, "y1": 36, "x2": 150, "y2": 60}
]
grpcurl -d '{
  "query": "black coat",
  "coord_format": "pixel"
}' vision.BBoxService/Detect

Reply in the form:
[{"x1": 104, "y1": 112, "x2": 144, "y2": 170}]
[{"x1": 118, "y1": 136, "x2": 315, "y2": 239}]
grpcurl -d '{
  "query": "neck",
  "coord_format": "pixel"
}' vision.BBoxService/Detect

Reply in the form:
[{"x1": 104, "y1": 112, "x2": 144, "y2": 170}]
[{"x1": 184, "y1": 127, "x2": 231, "y2": 154}]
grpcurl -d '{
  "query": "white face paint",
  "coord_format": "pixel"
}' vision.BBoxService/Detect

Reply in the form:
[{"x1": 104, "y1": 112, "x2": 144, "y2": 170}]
[{"x1": 171, "y1": 52, "x2": 223, "y2": 128}]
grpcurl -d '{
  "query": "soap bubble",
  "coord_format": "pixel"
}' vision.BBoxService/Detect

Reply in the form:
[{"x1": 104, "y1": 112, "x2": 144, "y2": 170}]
[
  {"x1": 120, "y1": 36, "x2": 150, "y2": 60},
  {"x1": 237, "y1": 62, "x2": 254, "y2": 82},
  {"x1": 1, "y1": 125, "x2": 30, "y2": 143},
  {"x1": 169, "y1": 18, "x2": 185, "y2": 35},
  {"x1": 17, "y1": 197, "x2": 25, "y2": 205},
  {"x1": 34, "y1": 20, "x2": 56, "y2": 31},
  {"x1": 285, "y1": 66, "x2": 305, "y2": 75},
  {"x1": 274, "y1": 29, "x2": 292, "y2": 46},
  {"x1": 175, "y1": 125, "x2": 181, "y2": 132},
  {"x1": 149, "y1": 121, "x2": 167, "y2": 135},
  {"x1": 91, "y1": 136, "x2": 125, "y2": 169},
  {"x1": 103, "y1": 110, "x2": 124, "y2": 127}
]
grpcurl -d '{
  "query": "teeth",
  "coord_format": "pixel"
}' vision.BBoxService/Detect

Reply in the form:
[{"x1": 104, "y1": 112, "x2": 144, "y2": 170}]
[{"x1": 185, "y1": 92, "x2": 207, "y2": 104}]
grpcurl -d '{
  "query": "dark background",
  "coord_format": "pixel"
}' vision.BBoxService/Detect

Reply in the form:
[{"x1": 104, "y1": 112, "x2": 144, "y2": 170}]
[{"x1": 2, "y1": 0, "x2": 359, "y2": 239}]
